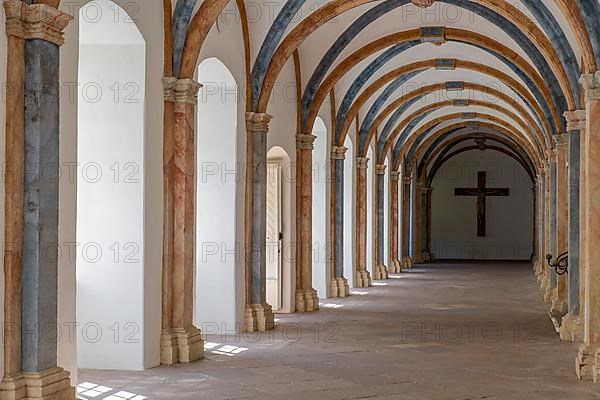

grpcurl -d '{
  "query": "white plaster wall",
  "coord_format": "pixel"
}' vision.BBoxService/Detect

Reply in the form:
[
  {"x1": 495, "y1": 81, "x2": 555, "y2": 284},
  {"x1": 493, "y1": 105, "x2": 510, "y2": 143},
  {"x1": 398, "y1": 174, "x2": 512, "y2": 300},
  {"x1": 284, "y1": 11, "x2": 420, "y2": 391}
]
[
  {"x1": 195, "y1": 58, "x2": 238, "y2": 334},
  {"x1": 199, "y1": 6, "x2": 249, "y2": 330},
  {"x1": 431, "y1": 149, "x2": 534, "y2": 260},
  {"x1": 267, "y1": 146, "x2": 294, "y2": 313},
  {"x1": 0, "y1": 8, "x2": 7, "y2": 379},
  {"x1": 76, "y1": 0, "x2": 146, "y2": 369},
  {"x1": 59, "y1": 0, "x2": 164, "y2": 375},
  {"x1": 312, "y1": 117, "x2": 328, "y2": 298}
]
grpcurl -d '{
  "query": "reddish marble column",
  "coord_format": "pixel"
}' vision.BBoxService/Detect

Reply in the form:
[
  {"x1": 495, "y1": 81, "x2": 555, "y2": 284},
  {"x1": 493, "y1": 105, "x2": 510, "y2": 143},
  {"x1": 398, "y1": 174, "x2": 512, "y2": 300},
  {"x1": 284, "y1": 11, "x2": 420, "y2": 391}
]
[
  {"x1": 576, "y1": 72, "x2": 600, "y2": 381},
  {"x1": 534, "y1": 174, "x2": 545, "y2": 278},
  {"x1": 550, "y1": 134, "x2": 569, "y2": 322},
  {"x1": 412, "y1": 180, "x2": 425, "y2": 264},
  {"x1": 401, "y1": 175, "x2": 413, "y2": 269},
  {"x1": 295, "y1": 134, "x2": 320, "y2": 311},
  {"x1": 355, "y1": 157, "x2": 372, "y2": 287},
  {"x1": 161, "y1": 78, "x2": 204, "y2": 364},
  {"x1": 541, "y1": 160, "x2": 553, "y2": 302},
  {"x1": 389, "y1": 171, "x2": 401, "y2": 273}
]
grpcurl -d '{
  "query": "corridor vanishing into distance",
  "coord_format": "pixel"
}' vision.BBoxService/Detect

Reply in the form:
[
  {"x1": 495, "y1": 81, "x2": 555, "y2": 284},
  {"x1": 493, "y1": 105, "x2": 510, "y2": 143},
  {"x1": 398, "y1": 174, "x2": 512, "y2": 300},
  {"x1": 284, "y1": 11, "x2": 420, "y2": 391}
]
[{"x1": 78, "y1": 262, "x2": 598, "y2": 400}]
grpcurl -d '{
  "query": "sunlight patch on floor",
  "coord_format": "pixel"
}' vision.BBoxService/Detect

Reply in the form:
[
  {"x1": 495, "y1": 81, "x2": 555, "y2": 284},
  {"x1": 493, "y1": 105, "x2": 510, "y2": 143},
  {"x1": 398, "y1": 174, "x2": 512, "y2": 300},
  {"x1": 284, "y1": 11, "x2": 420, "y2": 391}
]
[{"x1": 77, "y1": 382, "x2": 146, "y2": 400}]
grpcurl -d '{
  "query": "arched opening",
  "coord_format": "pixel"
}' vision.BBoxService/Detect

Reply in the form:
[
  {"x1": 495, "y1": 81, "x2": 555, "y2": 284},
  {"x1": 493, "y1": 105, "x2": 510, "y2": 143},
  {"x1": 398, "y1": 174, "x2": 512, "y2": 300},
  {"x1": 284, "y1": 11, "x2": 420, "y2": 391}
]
[
  {"x1": 195, "y1": 57, "x2": 239, "y2": 334},
  {"x1": 343, "y1": 136, "x2": 354, "y2": 287},
  {"x1": 366, "y1": 146, "x2": 374, "y2": 277},
  {"x1": 76, "y1": 0, "x2": 146, "y2": 369},
  {"x1": 431, "y1": 149, "x2": 534, "y2": 260},
  {"x1": 312, "y1": 117, "x2": 328, "y2": 298},
  {"x1": 266, "y1": 146, "x2": 293, "y2": 312}
]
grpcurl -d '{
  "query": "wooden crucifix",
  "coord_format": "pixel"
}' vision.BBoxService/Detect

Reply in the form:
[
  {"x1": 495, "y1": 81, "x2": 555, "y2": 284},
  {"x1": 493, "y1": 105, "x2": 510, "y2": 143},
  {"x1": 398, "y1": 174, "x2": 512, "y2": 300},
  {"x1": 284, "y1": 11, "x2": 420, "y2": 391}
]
[{"x1": 455, "y1": 171, "x2": 510, "y2": 237}]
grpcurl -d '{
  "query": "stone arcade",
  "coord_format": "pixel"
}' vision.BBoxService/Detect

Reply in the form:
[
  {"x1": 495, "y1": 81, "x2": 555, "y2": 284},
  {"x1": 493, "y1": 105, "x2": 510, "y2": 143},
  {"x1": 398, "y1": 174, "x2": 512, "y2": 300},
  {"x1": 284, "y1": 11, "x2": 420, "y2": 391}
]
[{"x1": 1, "y1": 0, "x2": 600, "y2": 399}]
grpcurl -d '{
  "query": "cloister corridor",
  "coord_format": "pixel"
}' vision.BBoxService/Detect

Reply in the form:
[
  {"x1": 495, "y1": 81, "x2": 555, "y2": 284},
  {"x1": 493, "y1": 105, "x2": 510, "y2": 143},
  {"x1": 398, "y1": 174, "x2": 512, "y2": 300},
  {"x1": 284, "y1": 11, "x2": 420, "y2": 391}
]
[{"x1": 78, "y1": 262, "x2": 598, "y2": 400}]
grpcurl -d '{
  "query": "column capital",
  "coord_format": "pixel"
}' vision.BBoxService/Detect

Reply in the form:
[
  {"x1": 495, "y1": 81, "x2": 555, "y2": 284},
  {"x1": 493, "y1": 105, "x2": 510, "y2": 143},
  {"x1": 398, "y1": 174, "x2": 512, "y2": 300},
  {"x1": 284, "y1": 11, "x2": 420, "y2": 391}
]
[
  {"x1": 246, "y1": 112, "x2": 273, "y2": 133},
  {"x1": 548, "y1": 149, "x2": 557, "y2": 163},
  {"x1": 330, "y1": 146, "x2": 347, "y2": 160},
  {"x1": 553, "y1": 134, "x2": 569, "y2": 148},
  {"x1": 4, "y1": 0, "x2": 73, "y2": 45},
  {"x1": 402, "y1": 176, "x2": 412, "y2": 184},
  {"x1": 375, "y1": 164, "x2": 387, "y2": 175},
  {"x1": 356, "y1": 157, "x2": 369, "y2": 170},
  {"x1": 564, "y1": 110, "x2": 586, "y2": 132},
  {"x1": 390, "y1": 171, "x2": 400, "y2": 180},
  {"x1": 580, "y1": 72, "x2": 600, "y2": 102},
  {"x1": 163, "y1": 78, "x2": 202, "y2": 104},
  {"x1": 296, "y1": 134, "x2": 316, "y2": 150}
]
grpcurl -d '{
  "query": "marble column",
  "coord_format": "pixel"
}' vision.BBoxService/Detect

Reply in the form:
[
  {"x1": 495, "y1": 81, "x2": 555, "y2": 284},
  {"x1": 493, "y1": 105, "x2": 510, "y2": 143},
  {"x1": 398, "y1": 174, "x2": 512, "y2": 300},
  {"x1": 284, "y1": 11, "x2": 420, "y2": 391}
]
[
  {"x1": 329, "y1": 146, "x2": 350, "y2": 297},
  {"x1": 544, "y1": 154, "x2": 558, "y2": 303},
  {"x1": 161, "y1": 78, "x2": 204, "y2": 363},
  {"x1": 423, "y1": 185, "x2": 433, "y2": 262},
  {"x1": 354, "y1": 157, "x2": 372, "y2": 287},
  {"x1": 534, "y1": 174, "x2": 545, "y2": 278},
  {"x1": 412, "y1": 180, "x2": 426, "y2": 264},
  {"x1": 540, "y1": 161, "x2": 552, "y2": 297},
  {"x1": 244, "y1": 112, "x2": 276, "y2": 331},
  {"x1": 576, "y1": 72, "x2": 600, "y2": 381},
  {"x1": 0, "y1": 2, "x2": 76, "y2": 399},
  {"x1": 374, "y1": 164, "x2": 389, "y2": 280},
  {"x1": 295, "y1": 134, "x2": 319, "y2": 311},
  {"x1": 561, "y1": 110, "x2": 586, "y2": 342},
  {"x1": 550, "y1": 135, "x2": 569, "y2": 322},
  {"x1": 389, "y1": 171, "x2": 401, "y2": 273},
  {"x1": 401, "y1": 175, "x2": 413, "y2": 269}
]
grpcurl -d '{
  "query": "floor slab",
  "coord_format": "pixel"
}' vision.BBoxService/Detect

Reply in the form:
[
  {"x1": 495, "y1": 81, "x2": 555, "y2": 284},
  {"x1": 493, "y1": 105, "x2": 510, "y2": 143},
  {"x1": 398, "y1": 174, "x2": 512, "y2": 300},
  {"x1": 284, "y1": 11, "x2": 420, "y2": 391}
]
[{"x1": 78, "y1": 262, "x2": 600, "y2": 399}]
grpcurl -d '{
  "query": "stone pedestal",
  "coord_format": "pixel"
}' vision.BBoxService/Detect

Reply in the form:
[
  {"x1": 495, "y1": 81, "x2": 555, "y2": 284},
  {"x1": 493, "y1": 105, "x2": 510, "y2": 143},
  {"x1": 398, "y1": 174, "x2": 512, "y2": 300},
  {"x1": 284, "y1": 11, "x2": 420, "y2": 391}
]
[
  {"x1": 330, "y1": 276, "x2": 350, "y2": 297},
  {"x1": 245, "y1": 304, "x2": 275, "y2": 332},
  {"x1": 160, "y1": 327, "x2": 204, "y2": 365},
  {"x1": 374, "y1": 265, "x2": 389, "y2": 280},
  {"x1": 295, "y1": 288, "x2": 320, "y2": 312},
  {"x1": 560, "y1": 314, "x2": 584, "y2": 342},
  {"x1": 0, "y1": 368, "x2": 75, "y2": 400}
]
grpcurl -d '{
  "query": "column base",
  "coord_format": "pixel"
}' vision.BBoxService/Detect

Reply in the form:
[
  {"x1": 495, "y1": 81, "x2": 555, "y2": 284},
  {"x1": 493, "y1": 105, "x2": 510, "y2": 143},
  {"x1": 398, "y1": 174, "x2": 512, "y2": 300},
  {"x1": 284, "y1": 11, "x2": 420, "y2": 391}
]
[
  {"x1": 244, "y1": 303, "x2": 275, "y2": 332},
  {"x1": 549, "y1": 290, "x2": 567, "y2": 326},
  {"x1": 329, "y1": 277, "x2": 350, "y2": 297},
  {"x1": 543, "y1": 285, "x2": 555, "y2": 303},
  {"x1": 374, "y1": 264, "x2": 389, "y2": 280},
  {"x1": 389, "y1": 259, "x2": 402, "y2": 274},
  {"x1": 576, "y1": 344, "x2": 600, "y2": 381},
  {"x1": 401, "y1": 256, "x2": 413, "y2": 270},
  {"x1": 295, "y1": 288, "x2": 320, "y2": 312},
  {"x1": 0, "y1": 367, "x2": 75, "y2": 400},
  {"x1": 559, "y1": 314, "x2": 584, "y2": 342},
  {"x1": 160, "y1": 326, "x2": 204, "y2": 365},
  {"x1": 354, "y1": 270, "x2": 372, "y2": 288}
]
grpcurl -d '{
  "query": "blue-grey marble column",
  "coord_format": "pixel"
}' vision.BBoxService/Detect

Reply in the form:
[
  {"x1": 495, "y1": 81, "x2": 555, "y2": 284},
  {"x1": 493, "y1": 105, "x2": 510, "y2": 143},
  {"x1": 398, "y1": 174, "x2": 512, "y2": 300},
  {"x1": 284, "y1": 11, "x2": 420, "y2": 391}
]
[
  {"x1": 376, "y1": 165, "x2": 386, "y2": 266},
  {"x1": 568, "y1": 129, "x2": 581, "y2": 314},
  {"x1": 246, "y1": 113, "x2": 272, "y2": 305},
  {"x1": 550, "y1": 155, "x2": 557, "y2": 289},
  {"x1": 334, "y1": 156, "x2": 345, "y2": 278},
  {"x1": 21, "y1": 39, "x2": 61, "y2": 373}
]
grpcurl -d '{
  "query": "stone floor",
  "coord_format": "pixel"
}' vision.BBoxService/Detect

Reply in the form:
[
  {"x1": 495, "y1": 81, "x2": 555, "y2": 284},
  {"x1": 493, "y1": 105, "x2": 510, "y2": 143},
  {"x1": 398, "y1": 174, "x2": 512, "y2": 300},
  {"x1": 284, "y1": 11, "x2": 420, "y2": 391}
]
[{"x1": 79, "y1": 262, "x2": 600, "y2": 399}]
